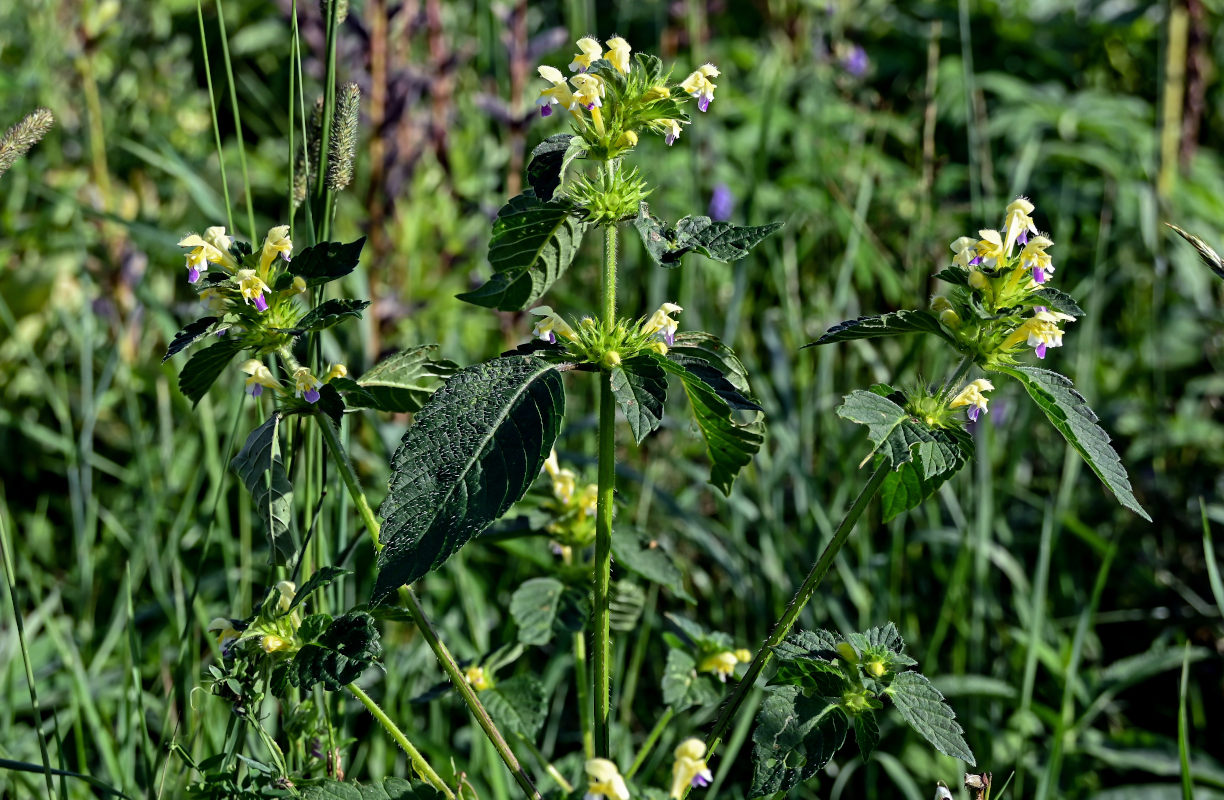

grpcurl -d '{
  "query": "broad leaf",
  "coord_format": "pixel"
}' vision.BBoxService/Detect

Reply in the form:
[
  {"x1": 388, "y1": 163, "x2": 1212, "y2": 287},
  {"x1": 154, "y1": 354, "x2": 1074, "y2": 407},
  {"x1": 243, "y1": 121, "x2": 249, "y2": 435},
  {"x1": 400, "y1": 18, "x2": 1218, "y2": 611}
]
[
  {"x1": 668, "y1": 331, "x2": 759, "y2": 401},
  {"x1": 295, "y1": 298, "x2": 370, "y2": 332},
  {"x1": 635, "y1": 204, "x2": 783, "y2": 268},
  {"x1": 164, "y1": 316, "x2": 219, "y2": 362},
  {"x1": 771, "y1": 652, "x2": 849, "y2": 697},
  {"x1": 376, "y1": 356, "x2": 565, "y2": 600},
  {"x1": 854, "y1": 711, "x2": 881, "y2": 761},
  {"x1": 509, "y1": 577, "x2": 588, "y2": 646},
  {"x1": 289, "y1": 566, "x2": 350, "y2": 612},
  {"x1": 773, "y1": 629, "x2": 840, "y2": 662},
  {"x1": 837, "y1": 390, "x2": 965, "y2": 472},
  {"x1": 877, "y1": 427, "x2": 973, "y2": 522},
  {"x1": 301, "y1": 775, "x2": 433, "y2": 800},
  {"x1": 526, "y1": 134, "x2": 583, "y2": 201},
  {"x1": 350, "y1": 346, "x2": 457, "y2": 414},
  {"x1": 662, "y1": 648, "x2": 721, "y2": 711},
  {"x1": 288, "y1": 237, "x2": 366, "y2": 288},
  {"x1": 993, "y1": 366, "x2": 1150, "y2": 520},
  {"x1": 179, "y1": 337, "x2": 244, "y2": 405},
  {"x1": 1031, "y1": 287, "x2": 1084, "y2": 317},
  {"x1": 611, "y1": 532, "x2": 692, "y2": 602},
  {"x1": 458, "y1": 193, "x2": 587, "y2": 311},
  {"x1": 750, "y1": 685, "x2": 850, "y2": 797},
  {"x1": 933, "y1": 266, "x2": 970, "y2": 286},
  {"x1": 886, "y1": 670, "x2": 975, "y2": 764},
  {"x1": 610, "y1": 356, "x2": 667, "y2": 443},
  {"x1": 1167, "y1": 223, "x2": 1224, "y2": 281},
  {"x1": 288, "y1": 611, "x2": 382, "y2": 691},
  {"x1": 484, "y1": 675, "x2": 547, "y2": 741},
  {"x1": 230, "y1": 414, "x2": 296, "y2": 566},
  {"x1": 809, "y1": 310, "x2": 954, "y2": 346}
]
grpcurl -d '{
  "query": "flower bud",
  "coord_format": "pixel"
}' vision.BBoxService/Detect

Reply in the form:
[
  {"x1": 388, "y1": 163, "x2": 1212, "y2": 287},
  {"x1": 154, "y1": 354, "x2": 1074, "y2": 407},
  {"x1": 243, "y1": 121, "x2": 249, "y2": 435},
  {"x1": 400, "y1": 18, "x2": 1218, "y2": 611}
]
[
  {"x1": 939, "y1": 309, "x2": 961, "y2": 329},
  {"x1": 968, "y1": 270, "x2": 989, "y2": 290},
  {"x1": 865, "y1": 659, "x2": 886, "y2": 678},
  {"x1": 601, "y1": 350, "x2": 622, "y2": 368}
]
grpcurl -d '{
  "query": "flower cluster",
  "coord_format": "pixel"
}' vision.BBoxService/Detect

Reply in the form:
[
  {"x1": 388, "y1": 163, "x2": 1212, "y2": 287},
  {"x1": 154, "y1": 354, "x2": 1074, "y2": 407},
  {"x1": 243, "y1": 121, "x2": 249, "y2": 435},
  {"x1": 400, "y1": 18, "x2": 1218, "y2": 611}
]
[
  {"x1": 208, "y1": 580, "x2": 304, "y2": 659},
  {"x1": 581, "y1": 738, "x2": 712, "y2": 800},
  {"x1": 540, "y1": 449, "x2": 599, "y2": 550},
  {"x1": 534, "y1": 35, "x2": 720, "y2": 159},
  {"x1": 934, "y1": 197, "x2": 1080, "y2": 367},
  {"x1": 529, "y1": 301, "x2": 683, "y2": 366}
]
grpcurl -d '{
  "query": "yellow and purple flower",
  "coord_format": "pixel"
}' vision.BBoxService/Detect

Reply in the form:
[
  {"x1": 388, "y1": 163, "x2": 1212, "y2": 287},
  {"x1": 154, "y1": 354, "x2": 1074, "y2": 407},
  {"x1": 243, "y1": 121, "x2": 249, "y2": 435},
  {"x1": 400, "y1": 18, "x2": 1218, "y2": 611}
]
[
  {"x1": 1002, "y1": 197, "x2": 1038, "y2": 256},
  {"x1": 584, "y1": 759, "x2": 629, "y2": 800},
  {"x1": 1020, "y1": 235, "x2": 1055, "y2": 284},
  {"x1": 530, "y1": 306, "x2": 579, "y2": 344},
  {"x1": 949, "y1": 378, "x2": 994, "y2": 422},
  {"x1": 670, "y1": 739, "x2": 713, "y2": 799},
  {"x1": 536, "y1": 65, "x2": 577, "y2": 118},
  {"x1": 236, "y1": 269, "x2": 271, "y2": 312},
  {"x1": 570, "y1": 73, "x2": 605, "y2": 111},
  {"x1": 293, "y1": 367, "x2": 322, "y2": 403},
  {"x1": 179, "y1": 226, "x2": 237, "y2": 283},
  {"x1": 569, "y1": 37, "x2": 603, "y2": 73},
  {"x1": 241, "y1": 359, "x2": 282, "y2": 398},
  {"x1": 642, "y1": 302, "x2": 683, "y2": 346},
  {"x1": 258, "y1": 225, "x2": 293, "y2": 277},
  {"x1": 680, "y1": 64, "x2": 719, "y2": 112},
  {"x1": 1002, "y1": 307, "x2": 1076, "y2": 359},
  {"x1": 605, "y1": 37, "x2": 631, "y2": 74}
]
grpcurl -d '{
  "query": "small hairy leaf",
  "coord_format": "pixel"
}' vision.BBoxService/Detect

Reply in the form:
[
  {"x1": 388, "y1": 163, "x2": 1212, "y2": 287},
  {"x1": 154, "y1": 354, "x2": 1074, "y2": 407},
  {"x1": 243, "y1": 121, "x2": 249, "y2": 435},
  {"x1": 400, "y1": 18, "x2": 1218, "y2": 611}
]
[
  {"x1": 1167, "y1": 223, "x2": 1224, "y2": 281},
  {"x1": 350, "y1": 346, "x2": 458, "y2": 414},
  {"x1": 179, "y1": 337, "x2": 244, "y2": 405},
  {"x1": 837, "y1": 391, "x2": 966, "y2": 472},
  {"x1": 376, "y1": 356, "x2": 565, "y2": 600},
  {"x1": 288, "y1": 237, "x2": 366, "y2": 288},
  {"x1": 993, "y1": 366, "x2": 1150, "y2": 520},
  {"x1": 1031, "y1": 287, "x2": 1085, "y2": 317},
  {"x1": 230, "y1": 414, "x2": 296, "y2": 566},
  {"x1": 289, "y1": 566, "x2": 350, "y2": 612},
  {"x1": 809, "y1": 310, "x2": 954, "y2": 347},
  {"x1": 878, "y1": 427, "x2": 973, "y2": 521},
  {"x1": 610, "y1": 356, "x2": 667, "y2": 443},
  {"x1": 526, "y1": 134, "x2": 582, "y2": 201},
  {"x1": 750, "y1": 685, "x2": 850, "y2": 797},
  {"x1": 484, "y1": 675, "x2": 547, "y2": 741},
  {"x1": 288, "y1": 611, "x2": 382, "y2": 691},
  {"x1": 458, "y1": 193, "x2": 588, "y2": 311},
  {"x1": 611, "y1": 532, "x2": 692, "y2": 602},
  {"x1": 635, "y1": 204, "x2": 783, "y2": 268},
  {"x1": 662, "y1": 648, "x2": 722, "y2": 711},
  {"x1": 295, "y1": 298, "x2": 370, "y2": 332},
  {"x1": 301, "y1": 776, "x2": 434, "y2": 800},
  {"x1": 887, "y1": 671, "x2": 975, "y2": 764},
  {"x1": 164, "y1": 316, "x2": 219, "y2": 362},
  {"x1": 510, "y1": 577, "x2": 589, "y2": 646}
]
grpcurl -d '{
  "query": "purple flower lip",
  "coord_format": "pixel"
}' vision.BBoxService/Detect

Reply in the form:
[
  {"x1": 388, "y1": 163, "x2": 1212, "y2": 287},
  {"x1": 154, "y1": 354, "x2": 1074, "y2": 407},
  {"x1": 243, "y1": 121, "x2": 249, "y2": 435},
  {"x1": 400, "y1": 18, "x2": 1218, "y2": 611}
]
[
  {"x1": 1017, "y1": 229, "x2": 1029, "y2": 246},
  {"x1": 543, "y1": 331, "x2": 556, "y2": 344},
  {"x1": 1032, "y1": 266, "x2": 1046, "y2": 283},
  {"x1": 969, "y1": 256, "x2": 982, "y2": 266},
  {"x1": 586, "y1": 102, "x2": 596, "y2": 110},
  {"x1": 187, "y1": 266, "x2": 201, "y2": 283},
  {"x1": 968, "y1": 405, "x2": 981, "y2": 422},
  {"x1": 254, "y1": 294, "x2": 269, "y2": 312},
  {"x1": 304, "y1": 388, "x2": 320, "y2": 403},
  {"x1": 709, "y1": 183, "x2": 734, "y2": 221},
  {"x1": 665, "y1": 132, "x2": 677, "y2": 145},
  {"x1": 1035, "y1": 343, "x2": 1047, "y2": 359},
  {"x1": 698, "y1": 95, "x2": 710, "y2": 112},
  {"x1": 248, "y1": 384, "x2": 263, "y2": 397},
  {"x1": 541, "y1": 104, "x2": 553, "y2": 117},
  {"x1": 691, "y1": 775, "x2": 711, "y2": 788}
]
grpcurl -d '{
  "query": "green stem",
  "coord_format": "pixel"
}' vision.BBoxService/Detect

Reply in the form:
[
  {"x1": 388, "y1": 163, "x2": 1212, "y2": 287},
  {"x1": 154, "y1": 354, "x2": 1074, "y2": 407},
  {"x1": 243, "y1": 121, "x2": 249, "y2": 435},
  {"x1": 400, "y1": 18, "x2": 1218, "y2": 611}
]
[
  {"x1": 593, "y1": 221, "x2": 619, "y2": 758},
  {"x1": 314, "y1": 0, "x2": 338, "y2": 240},
  {"x1": 347, "y1": 683, "x2": 454, "y2": 799},
  {"x1": 703, "y1": 459, "x2": 891, "y2": 758},
  {"x1": 310, "y1": 412, "x2": 541, "y2": 800},
  {"x1": 626, "y1": 707, "x2": 673, "y2": 779},
  {"x1": 517, "y1": 735, "x2": 574, "y2": 793},
  {"x1": 573, "y1": 632, "x2": 595, "y2": 760}
]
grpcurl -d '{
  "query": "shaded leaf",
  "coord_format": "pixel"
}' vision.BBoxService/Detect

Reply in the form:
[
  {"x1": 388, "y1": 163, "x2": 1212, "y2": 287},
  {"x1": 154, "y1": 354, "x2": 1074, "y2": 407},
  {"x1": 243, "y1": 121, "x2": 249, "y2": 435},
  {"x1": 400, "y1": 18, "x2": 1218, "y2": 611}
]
[
  {"x1": 878, "y1": 428, "x2": 973, "y2": 522},
  {"x1": 610, "y1": 356, "x2": 667, "y2": 444},
  {"x1": 886, "y1": 671, "x2": 975, "y2": 764},
  {"x1": 230, "y1": 414, "x2": 296, "y2": 566},
  {"x1": 179, "y1": 337, "x2": 244, "y2": 405},
  {"x1": 809, "y1": 310, "x2": 954, "y2": 347},
  {"x1": 609, "y1": 580, "x2": 646, "y2": 631},
  {"x1": 376, "y1": 356, "x2": 565, "y2": 600},
  {"x1": 611, "y1": 532, "x2": 692, "y2": 602},
  {"x1": 1031, "y1": 287, "x2": 1085, "y2": 317},
  {"x1": 933, "y1": 266, "x2": 971, "y2": 285},
  {"x1": 750, "y1": 685, "x2": 850, "y2": 797},
  {"x1": 485, "y1": 675, "x2": 547, "y2": 741},
  {"x1": 526, "y1": 134, "x2": 583, "y2": 201},
  {"x1": 662, "y1": 648, "x2": 722, "y2": 711},
  {"x1": 295, "y1": 298, "x2": 370, "y2": 332},
  {"x1": 315, "y1": 384, "x2": 346, "y2": 427},
  {"x1": 288, "y1": 237, "x2": 366, "y2": 288},
  {"x1": 854, "y1": 711, "x2": 880, "y2": 761},
  {"x1": 288, "y1": 612, "x2": 382, "y2": 691},
  {"x1": 837, "y1": 390, "x2": 966, "y2": 473},
  {"x1": 351, "y1": 346, "x2": 458, "y2": 414},
  {"x1": 164, "y1": 316, "x2": 219, "y2": 362},
  {"x1": 635, "y1": 204, "x2": 783, "y2": 268}
]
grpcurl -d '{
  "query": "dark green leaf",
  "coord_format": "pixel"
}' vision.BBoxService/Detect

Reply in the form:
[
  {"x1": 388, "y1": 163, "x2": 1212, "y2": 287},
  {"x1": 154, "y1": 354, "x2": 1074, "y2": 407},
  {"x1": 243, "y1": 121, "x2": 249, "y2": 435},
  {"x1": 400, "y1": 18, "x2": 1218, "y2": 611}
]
[
  {"x1": 458, "y1": 193, "x2": 587, "y2": 311},
  {"x1": 610, "y1": 355, "x2": 667, "y2": 443},
  {"x1": 300, "y1": 776, "x2": 437, "y2": 800},
  {"x1": 164, "y1": 316, "x2": 219, "y2": 362},
  {"x1": 376, "y1": 356, "x2": 565, "y2": 600},
  {"x1": 772, "y1": 654, "x2": 849, "y2": 697},
  {"x1": 773, "y1": 629, "x2": 840, "y2": 662},
  {"x1": 662, "y1": 648, "x2": 722, "y2": 711},
  {"x1": 808, "y1": 310, "x2": 954, "y2": 347},
  {"x1": 484, "y1": 675, "x2": 547, "y2": 741},
  {"x1": 668, "y1": 331, "x2": 761, "y2": 405},
  {"x1": 1167, "y1": 223, "x2": 1224, "y2": 281},
  {"x1": 611, "y1": 532, "x2": 692, "y2": 602},
  {"x1": 178, "y1": 337, "x2": 244, "y2": 405},
  {"x1": 854, "y1": 711, "x2": 880, "y2": 761},
  {"x1": 750, "y1": 685, "x2": 850, "y2": 797},
  {"x1": 1031, "y1": 287, "x2": 1085, "y2": 317},
  {"x1": 933, "y1": 266, "x2": 970, "y2": 285},
  {"x1": 289, "y1": 566, "x2": 350, "y2": 612},
  {"x1": 351, "y1": 346, "x2": 458, "y2": 414},
  {"x1": 635, "y1": 204, "x2": 783, "y2": 268},
  {"x1": 993, "y1": 366, "x2": 1150, "y2": 520},
  {"x1": 230, "y1": 414, "x2": 296, "y2": 566},
  {"x1": 315, "y1": 383, "x2": 346, "y2": 427},
  {"x1": 877, "y1": 427, "x2": 973, "y2": 521},
  {"x1": 299, "y1": 613, "x2": 332, "y2": 643},
  {"x1": 836, "y1": 390, "x2": 965, "y2": 472},
  {"x1": 288, "y1": 612, "x2": 382, "y2": 691},
  {"x1": 288, "y1": 238, "x2": 366, "y2": 288},
  {"x1": 886, "y1": 671, "x2": 975, "y2": 764},
  {"x1": 295, "y1": 298, "x2": 370, "y2": 332},
  {"x1": 526, "y1": 134, "x2": 582, "y2": 201}
]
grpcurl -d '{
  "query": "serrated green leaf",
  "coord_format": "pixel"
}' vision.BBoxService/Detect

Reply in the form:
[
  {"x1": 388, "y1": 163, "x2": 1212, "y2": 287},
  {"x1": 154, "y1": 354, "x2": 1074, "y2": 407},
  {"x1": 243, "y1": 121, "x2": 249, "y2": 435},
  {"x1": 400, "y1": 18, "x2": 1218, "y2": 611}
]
[
  {"x1": 809, "y1": 310, "x2": 954, "y2": 346},
  {"x1": 288, "y1": 612, "x2": 382, "y2": 692},
  {"x1": 164, "y1": 316, "x2": 219, "y2": 362},
  {"x1": 933, "y1": 266, "x2": 970, "y2": 285},
  {"x1": 376, "y1": 356, "x2": 565, "y2": 600},
  {"x1": 993, "y1": 365, "x2": 1150, "y2": 520},
  {"x1": 458, "y1": 193, "x2": 587, "y2": 311},
  {"x1": 300, "y1": 776, "x2": 435, "y2": 800},
  {"x1": 609, "y1": 580, "x2": 646, "y2": 631},
  {"x1": 886, "y1": 671, "x2": 975, "y2": 764},
  {"x1": 837, "y1": 390, "x2": 966, "y2": 472},
  {"x1": 1167, "y1": 223, "x2": 1224, "y2": 281},
  {"x1": 1030, "y1": 286, "x2": 1085, "y2": 317},
  {"x1": 288, "y1": 237, "x2": 366, "y2": 288},
  {"x1": 862, "y1": 622, "x2": 904, "y2": 654},
  {"x1": 877, "y1": 427, "x2": 973, "y2": 521},
  {"x1": 484, "y1": 675, "x2": 547, "y2": 741},
  {"x1": 611, "y1": 532, "x2": 692, "y2": 601},
  {"x1": 662, "y1": 648, "x2": 722, "y2": 711},
  {"x1": 634, "y1": 204, "x2": 783, "y2": 268},
  {"x1": 230, "y1": 414, "x2": 296, "y2": 566},
  {"x1": 294, "y1": 298, "x2": 370, "y2": 332},
  {"x1": 610, "y1": 356, "x2": 667, "y2": 444},
  {"x1": 510, "y1": 577, "x2": 567, "y2": 646},
  {"x1": 854, "y1": 711, "x2": 880, "y2": 761},
  {"x1": 773, "y1": 629, "x2": 840, "y2": 662},
  {"x1": 299, "y1": 613, "x2": 332, "y2": 643},
  {"x1": 668, "y1": 331, "x2": 760, "y2": 402},
  {"x1": 289, "y1": 566, "x2": 350, "y2": 612},
  {"x1": 526, "y1": 134, "x2": 582, "y2": 201},
  {"x1": 771, "y1": 653, "x2": 849, "y2": 696},
  {"x1": 352, "y1": 346, "x2": 457, "y2": 414},
  {"x1": 178, "y1": 337, "x2": 244, "y2": 405},
  {"x1": 750, "y1": 685, "x2": 850, "y2": 797}
]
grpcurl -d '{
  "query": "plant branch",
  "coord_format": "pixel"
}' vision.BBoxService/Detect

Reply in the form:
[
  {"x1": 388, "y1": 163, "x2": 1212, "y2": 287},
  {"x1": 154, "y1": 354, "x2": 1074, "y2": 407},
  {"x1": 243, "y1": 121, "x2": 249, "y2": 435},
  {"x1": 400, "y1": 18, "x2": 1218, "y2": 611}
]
[{"x1": 347, "y1": 682, "x2": 454, "y2": 799}]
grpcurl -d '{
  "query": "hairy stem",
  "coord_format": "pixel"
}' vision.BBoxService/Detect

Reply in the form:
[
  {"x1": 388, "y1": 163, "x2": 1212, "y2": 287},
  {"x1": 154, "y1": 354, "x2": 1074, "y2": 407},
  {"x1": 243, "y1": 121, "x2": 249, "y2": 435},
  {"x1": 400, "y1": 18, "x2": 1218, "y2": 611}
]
[
  {"x1": 347, "y1": 683, "x2": 454, "y2": 798},
  {"x1": 704, "y1": 459, "x2": 891, "y2": 758},
  {"x1": 593, "y1": 220, "x2": 619, "y2": 757},
  {"x1": 312, "y1": 413, "x2": 541, "y2": 799},
  {"x1": 626, "y1": 707, "x2": 674, "y2": 779}
]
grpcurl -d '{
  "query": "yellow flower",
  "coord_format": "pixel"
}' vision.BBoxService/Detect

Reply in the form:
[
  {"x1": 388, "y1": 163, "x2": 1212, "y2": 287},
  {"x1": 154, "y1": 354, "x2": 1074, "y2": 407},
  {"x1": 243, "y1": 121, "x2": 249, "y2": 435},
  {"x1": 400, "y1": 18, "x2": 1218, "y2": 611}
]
[
  {"x1": 1001, "y1": 309, "x2": 1075, "y2": 359},
  {"x1": 179, "y1": 228, "x2": 238, "y2": 282},
  {"x1": 670, "y1": 739, "x2": 713, "y2": 799},
  {"x1": 236, "y1": 269, "x2": 271, "y2": 312},
  {"x1": 536, "y1": 65, "x2": 577, "y2": 118},
  {"x1": 680, "y1": 64, "x2": 719, "y2": 112},
  {"x1": 698, "y1": 650, "x2": 740, "y2": 682},
  {"x1": 241, "y1": 359, "x2": 282, "y2": 398},
  {"x1": 974, "y1": 229, "x2": 1004, "y2": 267},
  {"x1": 642, "y1": 85, "x2": 670, "y2": 103},
  {"x1": 203, "y1": 226, "x2": 233, "y2": 252},
  {"x1": 605, "y1": 37, "x2": 631, "y2": 73},
  {"x1": 293, "y1": 367, "x2": 323, "y2": 403},
  {"x1": 615, "y1": 130, "x2": 639, "y2": 149},
  {"x1": 734, "y1": 648, "x2": 752, "y2": 663},
  {"x1": 1002, "y1": 196, "x2": 1038, "y2": 257},
  {"x1": 642, "y1": 302, "x2": 682, "y2": 346},
  {"x1": 325, "y1": 363, "x2": 348, "y2": 382},
  {"x1": 949, "y1": 236, "x2": 978, "y2": 269},
  {"x1": 530, "y1": 306, "x2": 579, "y2": 344},
  {"x1": 275, "y1": 580, "x2": 297, "y2": 614},
  {"x1": 569, "y1": 37, "x2": 603, "y2": 72},
  {"x1": 261, "y1": 634, "x2": 291, "y2": 653},
  {"x1": 949, "y1": 378, "x2": 994, "y2": 422},
  {"x1": 584, "y1": 758, "x2": 630, "y2": 800},
  {"x1": 570, "y1": 73, "x2": 605, "y2": 110},
  {"x1": 552, "y1": 468, "x2": 577, "y2": 506},
  {"x1": 1019, "y1": 235, "x2": 1055, "y2": 284},
  {"x1": 208, "y1": 617, "x2": 240, "y2": 643},
  {"x1": 654, "y1": 119, "x2": 684, "y2": 146},
  {"x1": 465, "y1": 665, "x2": 491, "y2": 691},
  {"x1": 577, "y1": 484, "x2": 598, "y2": 517},
  {"x1": 259, "y1": 225, "x2": 293, "y2": 277}
]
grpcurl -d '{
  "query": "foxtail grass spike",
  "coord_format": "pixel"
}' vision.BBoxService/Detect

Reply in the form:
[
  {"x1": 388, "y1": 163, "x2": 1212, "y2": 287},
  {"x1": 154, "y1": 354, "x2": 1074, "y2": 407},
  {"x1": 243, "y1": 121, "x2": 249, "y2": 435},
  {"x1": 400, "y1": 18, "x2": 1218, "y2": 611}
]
[
  {"x1": 321, "y1": 0, "x2": 349, "y2": 25},
  {"x1": 0, "y1": 107, "x2": 54, "y2": 178},
  {"x1": 326, "y1": 82, "x2": 360, "y2": 192},
  {"x1": 307, "y1": 95, "x2": 325, "y2": 183}
]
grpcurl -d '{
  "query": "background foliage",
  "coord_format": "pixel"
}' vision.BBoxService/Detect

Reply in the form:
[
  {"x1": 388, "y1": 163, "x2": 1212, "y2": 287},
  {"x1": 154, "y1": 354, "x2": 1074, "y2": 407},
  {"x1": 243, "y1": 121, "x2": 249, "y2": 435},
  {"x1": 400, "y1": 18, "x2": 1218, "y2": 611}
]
[{"x1": 2, "y1": 0, "x2": 1224, "y2": 798}]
